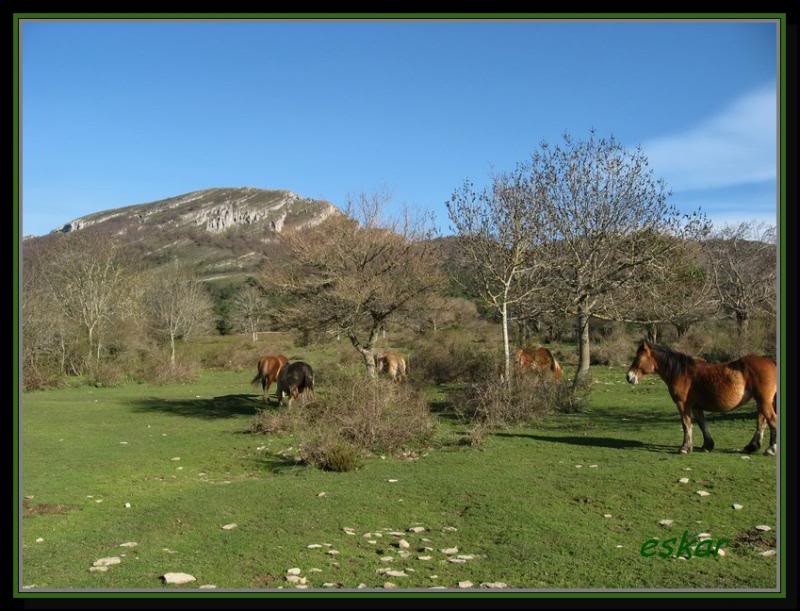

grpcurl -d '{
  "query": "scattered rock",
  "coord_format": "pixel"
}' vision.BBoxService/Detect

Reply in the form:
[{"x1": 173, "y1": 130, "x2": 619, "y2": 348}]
[
  {"x1": 698, "y1": 533, "x2": 712, "y2": 541},
  {"x1": 448, "y1": 558, "x2": 466, "y2": 564},
  {"x1": 309, "y1": 568, "x2": 322, "y2": 573},
  {"x1": 307, "y1": 544, "x2": 322, "y2": 549},
  {"x1": 170, "y1": 457, "x2": 181, "y2": 461},
  {"x1": 161, "y1": 572, "x2": 195, "y2": 585},
  {"x1": 287, "y1": 568, "x2": 302, "y2": 575},
  {"x1": 199, "y1": 585, "x2": 217, "y2": 589},
  {"x1": 575, "y1": 465, "x2": 583, "y2": 468},
  {"x1": 481, "y1": 582, "x2": 508, "y2": 589},
  {"x1": 683, "y1": 467, "x2": 692, "y2": 471},
  {"x1": 327, "y1": 549, "x2": 340, "y2": 555},
  {"x1": 658, "y1": 519, "x2": 674, "y2": 527},
  {"x1": 760, "y1": 549, "x2": 776, "y2": 557},
  {"x1": 603, "y1": 514, "x2": 612, "y2": 518},
  {"x1": 442, "y1": 526, "x2": 458, "y2": 532},
  {"x1": 717, "y1": 548, "x2": 726, "y2": 557},
  {"x1": 589, "y1": 464, "x2": 598, "y2": 468},
  {"x1": 381, "y1": 556, "x2": 394, "y2": 562},
  {"x1": 755, "y1": 525, "x2": 772, "y2": 532},
  {"x1": 385, "y1": 570, "x2": 407, "y2": 578},
  {"x1": 323, "y1": 582, "x2": 337, "y2": 588},
  {"x1": 457, "y1": 554, "x2": 475, "y2": 560},
  {"x1": 387, "y1": 479, "x2": 398, "y2": 483},
  {"x1": 741, "y1": 455, "x2": 751, "y2": 460},
  {"x1": 383, "y1": 582, "x2": 397, "y2": 589},
  {"x1": 367, "y1": 540, "x2": 377, "y2": 544},
  {"x1": 124, "y1": 503, "x2": 131, "y2": 509},
  {"x1": 120, "y1": 441, "x2": 128, "y2": 445},
  {"x1": 285, "y1": 575, "x2": 302, "y2": 584},
  {"x1": 408, "y1": 526, "x2": 426, "y2": 533},
  {"x1": 396, "y1": 539, "x2": 410, "y2": 549},
  {"x1": 89, "y1": 566, "x2": 108, "y2": 573},
  {"x1": 119, "y1": 542, "x2": 138, "y2": 548},
  {"x1": 387, "y1": 531, "x2": 405, "y2": 536},
  {"x1": 441, "y1": 547, "x2": 458, "y2": 555},
  {"x1": 696, "y1": 490, "x2": 711, "y2": 497},
  {"x1": 93, "y1": 557, "x2": 121, "y2": 567},
  {"x1": 35, "y1": 537, "x2": 44, "y2": 543},
  {"x1": 397, "y1": 550, "x2": 411, "y2": 558},
  {"x1": 95, "y1": 499, "x2": 103, "y2": 503},
  {"x1": 733, "y1": 503, "x2": 744, "y2": 510},
  {"x1": 221, "y1": 523, "x2": 238, "y2": 530},
  {"x1": 458, "y1": 580, "x2": 474, "y2": 588},
  {"x1": 317, "y1": 492, "x2": 326, "y2": 497},
  {"x1": 418, "y1": 555, "x2": 432, "y2": 560},
  {"x1": 357, "y1": 583, "x2": 367, "y2": 589},
  {"x1": 678, "y1": 478, "x2": 690, "y2": 484}
]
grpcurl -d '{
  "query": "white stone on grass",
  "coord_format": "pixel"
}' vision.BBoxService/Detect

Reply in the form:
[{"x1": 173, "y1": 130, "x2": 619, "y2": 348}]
[
  {"x1": 696, "y1": 490, "x2": 711, "y2": 497},
  {"x1": 89, "y1": 566, "x2": 108, "y2": 573},
  {"x1": 396, "y1": 539, "x2": 410, "y2": 549},
  {"x1": 385, "y1": 570, "x2": 407, "y2": 578},
  {"x1": 481, "y1": 582, "x2": 508, "y2": 589},
  {"x1": 170, "y1": 457, "x2": 181, "y2": 461},
  {"x1": 221, "y1": 523, "x2": 238, "y2": 530},
  {"x1": 307, "y1": 544, "x2": 322, "y2": 549},
  {"x1": 760, "y1": 549, "x2": 776, "y2": 557},
  {"x1": 441, "y1": 547, "x2": 458, "y2": 555},
  {"x1": 458, "y1": 580, "x2": 474, "y2": 588},
  {"x1": 658, "y1": 519, "x2": 674, "y2": 527},
  {"x1": 161, "y1": 572, "x2": 196, "y2": 585},
  {"x1": 755, "y1": 525, "x2": 772, "y2": 532},
  {"x1": 442, "y1": 526, "x2": 458, "y2": 532},
  {"x1": 678, "y1": 478, "x2": 690, "y2": 484},
  {"x1": 93, "y1": 557, "x2": 121, "y2": 567},
  {"x1": 408, "y1": 526, "x2": 425, "y2": 533},
  {"x1": 733, "y1": 503, "x2": 743, "y2": 510},
  {"x1": 448, "y1": 558, "x2": 466, "y2": 564},
  {"x1": 199, "y1": 585, "x2": 217, "y2": 589},
  {"x1": 124, "y1": 503, "x2": 131, "y2": 508},
  {"x1": 119, "y1": 542, "x2": 138, "y2": 548},
  {"x1": 35, "y1": 537, "x2": 44, "y2": 543}
]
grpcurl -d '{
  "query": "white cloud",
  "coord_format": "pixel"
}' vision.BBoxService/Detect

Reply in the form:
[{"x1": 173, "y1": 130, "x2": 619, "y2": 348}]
[{"x1": 640, "y1": 84, "x2": 777, "y2": 192}]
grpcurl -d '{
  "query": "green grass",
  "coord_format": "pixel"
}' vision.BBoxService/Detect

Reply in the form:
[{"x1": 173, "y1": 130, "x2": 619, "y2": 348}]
[{"x1": 21, "y1": 361, "x2": 777, "y2": 590}]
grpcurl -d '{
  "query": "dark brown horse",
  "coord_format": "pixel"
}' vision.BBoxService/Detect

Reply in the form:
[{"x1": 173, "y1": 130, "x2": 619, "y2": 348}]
[
  {"x1": 514, "y1": 347, "x2": 563, "y2": 379},
  {"x1": 626, "y1": 340, "x2": 777, "y2": 455},
  {"x1": 251, "y1": 354, "x2": 289, "y2": 403}
]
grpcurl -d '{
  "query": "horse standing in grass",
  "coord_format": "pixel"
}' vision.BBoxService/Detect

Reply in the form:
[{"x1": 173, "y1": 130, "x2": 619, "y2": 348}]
[
  {"x1": 514, "y1": 347, "x2": 563, "y2": 380},
  {"x1": 251, "y1": 354, "x2": 288, "y2": 403},
  {"x1": 276, "y1": 361, "x2": 315, "y2": 406},
  {"x1": 626, "y1": 340, "x2": 778, "y2": 455},
  {"x1": 376, "y1": 351, "x2": 408, "y2": 383}
]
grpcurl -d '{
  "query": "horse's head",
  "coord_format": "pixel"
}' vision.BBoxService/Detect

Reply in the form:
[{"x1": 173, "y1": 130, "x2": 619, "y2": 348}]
[{"x1": 626, "y1": 340, "x2": 657, "y2": 384}]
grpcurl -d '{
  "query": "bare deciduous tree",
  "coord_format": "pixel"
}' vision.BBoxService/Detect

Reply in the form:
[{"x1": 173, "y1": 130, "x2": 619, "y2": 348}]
[
  {"x1": 39, "y1": 233, "x2": 133, "y2": 368},
  {"x1": 705, "y1": 222, "x2": 776, "y2": 338},
  {"x1": 230, "y1": 283, "x2": 270, "y2": 342},
  {"x1": 142, "y1": 262, "x2": 215, "y2": 365},
  {"x1": 447, "y1": 170, "x2": 549, "y2": 382},
  {"x1": 528, "y1": 131, "x2": 707, "y2": 387},
  {"x1": 267, "y1": 193, "x2": 442, "y2": 377}
]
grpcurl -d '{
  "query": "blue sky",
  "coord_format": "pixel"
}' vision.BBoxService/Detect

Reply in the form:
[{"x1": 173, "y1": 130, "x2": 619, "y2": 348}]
[{"x1": 21, "y1": 20, "x2": 778, "y2": 236}]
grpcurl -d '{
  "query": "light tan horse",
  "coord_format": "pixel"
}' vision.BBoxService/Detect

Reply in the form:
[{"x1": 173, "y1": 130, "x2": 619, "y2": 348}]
[
  {"x1": 626, "y1": 340, "x2": 778, "y2": 455},
  {"x1": 514, "y1": 347, "x2": 563, "y2": 379},
  {"x1": 251, "y1": 354, "x2": 289, "y2": 403},
  {"x1": 376, "y1": 351, "x2": 408, "y2": 383}
]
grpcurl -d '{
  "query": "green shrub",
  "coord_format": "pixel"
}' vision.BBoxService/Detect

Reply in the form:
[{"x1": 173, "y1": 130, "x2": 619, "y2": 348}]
[{"x1": 300, "y1": 433, "x2": 362, "y2": 472}]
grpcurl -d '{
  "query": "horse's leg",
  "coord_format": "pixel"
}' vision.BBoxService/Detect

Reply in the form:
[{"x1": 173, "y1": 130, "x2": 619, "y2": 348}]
[
  {"x1": 744, "y1": 411, "x2": 766, "y2": 454},
  {"x1": 764, "y1": 393, "x2": 778, "y2": 456},
  {"x1": 678, "y1": 403, "x2": 693, "y2": 454},
  {"x1": 694, "y1": 408, "x2": 714, "y2": 452}
]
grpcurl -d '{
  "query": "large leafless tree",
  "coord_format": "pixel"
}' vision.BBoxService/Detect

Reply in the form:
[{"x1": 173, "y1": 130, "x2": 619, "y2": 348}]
[
  {"x1": 230, "y1": 283, "x2": 270, "y2": 342},
  {"x1": 142, "y1": 262, "x2": 215, "y2": 365},
  {"x1": 447, "y1": 169, "x2": 549, "y2": 382},
  {"x1": 528, "y1": 131, "x2": 708, "y2": 387},
  {"x1": 704, "y1": 222, "x2": 776, "y2": 338},
  {"x1": 267, "y1": 193, "x2": 442, "y2": 377}
]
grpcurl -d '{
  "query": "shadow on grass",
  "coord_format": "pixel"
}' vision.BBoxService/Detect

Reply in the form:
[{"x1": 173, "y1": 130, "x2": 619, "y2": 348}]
[
  {"x1": 128, "y1": 393, "x2": 270, "y2": 419},
  {"x1": 495, "y1": 432, "x2": 675, "y2": 452}
]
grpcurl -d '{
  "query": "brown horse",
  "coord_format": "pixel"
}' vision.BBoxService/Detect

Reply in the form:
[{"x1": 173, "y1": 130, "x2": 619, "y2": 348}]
[
  {"x1": 376, "y1": 351, "x2": 408, "y2": 383},
  {"x1": 514, "y1": 347, "x2": 563, "y2": 379},
  {"x1": 251, "y1": 354, "x2": 289, "y2": 403},
  {"x1": 626, "y1": 340, "x2": 777, "y2": 455}
]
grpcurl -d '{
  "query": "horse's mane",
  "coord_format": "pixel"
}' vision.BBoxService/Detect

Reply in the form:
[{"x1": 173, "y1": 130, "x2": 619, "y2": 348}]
[{"x1": 647, "y1": 343, "x2": 698, "y2": 379}]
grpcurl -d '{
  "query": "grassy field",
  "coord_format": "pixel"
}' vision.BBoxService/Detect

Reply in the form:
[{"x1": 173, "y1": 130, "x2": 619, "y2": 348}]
[{"x1": 21, "y1": 349, "x2": 778, "y2": 590}]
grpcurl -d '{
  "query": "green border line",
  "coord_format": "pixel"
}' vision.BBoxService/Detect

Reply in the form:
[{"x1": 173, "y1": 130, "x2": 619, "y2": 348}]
[{"x1": 12, "y1": 12, "x2": 788, "y2": 600}]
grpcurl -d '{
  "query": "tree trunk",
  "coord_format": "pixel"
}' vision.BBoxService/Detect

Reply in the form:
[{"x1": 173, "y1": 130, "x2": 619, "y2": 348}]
[
  {"x1": 251, "y1": 329, "x2": 258, "y2": 343},
  {"x1": 87, "y1": 325, "x2": 94, "y2": 364},
  {"x1": 501, "y1": 299, "x2": 511, "y2": 385},
  {"x1": 349, "y1": 328, "x2": 380, "y2": 378},
  {"x1": 645, "y1": 323, "x2": 658, "y2": 344},
  {"x1": 170, "y1": 332, "x2": 176, "y2": 366},
  {"x1": 574, "y1": 303, "x2": 591, "y2": 388},
  {"x1": 674, "y1": 322, "x2": 691, "y2": 339},
  {"x1": 736, "y1": 312, "x2": 749, "y2": 338},
  {"x1": 96, "y1": 337, "x2": 102, "y2": 365}
]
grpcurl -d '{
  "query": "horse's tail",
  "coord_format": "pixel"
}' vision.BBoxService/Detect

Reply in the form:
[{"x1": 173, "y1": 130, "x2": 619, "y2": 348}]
[
  {"x1": 251, "y1": 362, "x2": 265, "y2": 387},
  {"x1": 552, "y1": 357, "x2": 563, "y2": 379}
]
